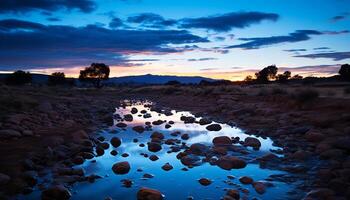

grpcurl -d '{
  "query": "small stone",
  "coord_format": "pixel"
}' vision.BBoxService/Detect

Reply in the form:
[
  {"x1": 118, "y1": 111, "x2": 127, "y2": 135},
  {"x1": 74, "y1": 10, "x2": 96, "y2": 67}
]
[
  {"x1": 161, "y1": 163, "x2": 173, "y2": 171},
  {"x1": 198, "y1": 178, "x2": 212, "y2": 186},
  {"x1": 149, "y1": 155, "x2": 159, "y2": 161},
  {"x1": 112, "y1": 162, "x2": 130, "y2": 175},
  {"x1": 239, "y1": 176, "x2": 253, "y2": 184},
  {"x1": 206, "y1": 124, "x2": 222, "y2": 131}
]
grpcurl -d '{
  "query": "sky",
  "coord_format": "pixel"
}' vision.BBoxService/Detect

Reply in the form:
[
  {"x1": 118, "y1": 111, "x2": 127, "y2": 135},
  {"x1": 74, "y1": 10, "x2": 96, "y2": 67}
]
[{"x1": 0, "y1": 0, "x2": 349, "y2": 80}]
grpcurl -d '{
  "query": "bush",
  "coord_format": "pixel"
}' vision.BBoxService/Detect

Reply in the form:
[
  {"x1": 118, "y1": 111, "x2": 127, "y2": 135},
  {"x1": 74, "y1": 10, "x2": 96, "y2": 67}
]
[
  {"x1": 292, "y1": 89, "x2": 319, "y2": 104},
  {"x1": 5, "y1": 70, "x2": 32, "y2": 85},
  {"x1": 48, "y1": 72, "x2": 66, "y2": 85}
]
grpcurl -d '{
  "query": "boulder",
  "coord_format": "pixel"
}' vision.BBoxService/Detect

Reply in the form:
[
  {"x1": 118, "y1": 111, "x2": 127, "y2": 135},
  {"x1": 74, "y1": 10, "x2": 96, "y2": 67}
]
[
  {"x1": 131, "y1": 107, "x2": 138, "y2": 114},
  {"x1": 206, "y1": 124, "x2": 222, "y2": 131},
  {"x1": 137, "y1": 187, "x2": 163, "y2": 200},
  {"x1": 133, "y1": 126, "x2": 145, "y2": 133},
  {"x1": 189, "y1": 143, "x2": 209, "y2": 156},
  {"x1": 148, "y1": 142, "x2": 162, "y2": 152},
  {"x1": 150, "y1": 132, "x2": 164, "y2": 140},
  {"x1": 41, "y1": 185, "x2": 71, "y2": 200},
  {"x1": 181, "y1": 134, "x2": 189, "y2": 140},
  {"x1": 239, "y1": 176, "x2": 253, "y2": 184},
  {"x1": 253, "y1": 181, "x2": 266, "y2": 194},
  {"x1": 112, "y1": 162, "x2": 130, "y2": 175},
  {"x1": 116, "y1": 122, "x2": 127, "y2": 128},
  {"x1": 110, "y1": 137, "x2": 122, "y2": 148},
  {"x1": 161, "y1": 163, "x2": 173, "y2": 171},
  {"x1": 304, "y1": 130, "x2": 325, "y2": 143},
  {"x1": 152, "y1": 120, "x2": 165, "y2": 126},
  {"x1": 180, "y1": 155, "x2": 201, "y2": 166},
  {"x1": 124, "y1": 114, "x2": 133, "y2": 122},
  {"x1": 213, "y1": 136, "x2": 232, "y2": 146},
  {"x1": 244, "y1": 137, "x2": 261, "y2": 149},
  {"x1": 199, "y1": 118, "x2": 212, "y2": 125},
  {"x1": 180, "y1": 116, "x2": 196, "y2": 124},
  {"x1": 149, "y1": 155, "x2": 159, "y2": 161},
  {"x1": 226, "y1": 189, "x2": 240, "y2": 199},
  {"x1": 198, "y1": 178, "x2": 212, "y2": 186},
  {"x1": 217, "y1": 156, "x2": 247, "y2": 170}
]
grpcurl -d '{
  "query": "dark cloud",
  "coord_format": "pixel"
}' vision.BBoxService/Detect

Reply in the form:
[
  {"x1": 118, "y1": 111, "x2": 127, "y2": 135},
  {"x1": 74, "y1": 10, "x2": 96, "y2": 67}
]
[
  {"x1": 331, "y1": 13, "x2": 349, "y2": 22},
  {"x1": 294, "y1": 52, "x2": 350, "y2": 61},
  {"x1": 0, "y1": 19, "x2": 208, "y2": 68},
  {"x1": 127, "y1": 13, "x2": 177, "y2": 28},
  {"x1": 226, "y1": 30, "x2": 349, "y2": 50},
  {"x1": 188, "y1": 57, "x2": 217, "y2": 62},
  {"x1": 109, "y1": 17, "x2": 124, "y2": 28},
  {"x1": 46, "y1": 17, "x2": 61, "y2": 22},
  {"x1": 0, "y1": 0, "x2": 96, "y2": 13},
  {"x1": 180, "y1": 12, "x2": 279, "y2": 32},
  {"x1": 284, "y1": 48, "x2": 307, "y2": 52},
  {"x1": 313, "y1": 47, "x2": 330, "y2": 50}
]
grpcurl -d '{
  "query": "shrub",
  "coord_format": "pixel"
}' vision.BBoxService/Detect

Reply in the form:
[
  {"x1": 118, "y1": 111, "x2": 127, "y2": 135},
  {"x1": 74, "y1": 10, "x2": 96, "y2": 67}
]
[
  {"x1": 48, "y1": 72, "x2": 66, "y2": 85},
  {"x1": 292, "y1": 89, "x2": 319, "y2": 104},
  {"x1": 5, "y1": 70, "x2": 32, "y2": 85}
]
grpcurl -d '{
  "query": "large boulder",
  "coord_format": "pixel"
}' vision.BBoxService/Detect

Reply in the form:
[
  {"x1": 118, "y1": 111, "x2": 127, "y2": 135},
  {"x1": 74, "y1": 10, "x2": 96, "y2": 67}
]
[
  {"x1": 137, "y1": 187, "x2": 163, "y2": 200},
  {"x1": 112, "y1": 162, "x2": 130, "y2": 175},
  {"x1": 206, "y1": 124, "x2": 222, "y2": 131},
  {"x1": 244, "y1": 137, "x2": 261, "y2": 149},
  {"x1": 41, "y1": 185, "x2": 71, "y2": 200},
  {"x1": 213, "y1": 136, "x2": 232, "y2": 146},
  {"x1": 189, "y1": 143, "x2": 209, "y2": 156},
  {"x1": 110, "y1": 137, "x2": 122, "y2": 148},
  {"x1": 216, "y1": 156, "x2": 247, "y2": 170},
  {"x1": 148, "y1": 142, "x2": 162, "y2": 152}
]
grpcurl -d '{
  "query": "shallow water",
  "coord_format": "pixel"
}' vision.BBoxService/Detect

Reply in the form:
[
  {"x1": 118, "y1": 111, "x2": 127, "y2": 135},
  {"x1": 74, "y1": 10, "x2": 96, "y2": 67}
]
[{"x1": 24, "y1": 101, "x2": 295, "y2": 200}]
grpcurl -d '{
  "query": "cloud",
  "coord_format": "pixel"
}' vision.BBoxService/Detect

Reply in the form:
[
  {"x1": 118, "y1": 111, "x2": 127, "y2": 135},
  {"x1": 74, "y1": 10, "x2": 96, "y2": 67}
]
[
  {"x1": 226, "y1": 30, "x2": 349, "y2": 49},
  {"x1": 284, "y1": 48, "x2": 307, "y2": 52},
  {"x1": 127, "y1": 13, "x2": 177, "y2": 28},
  {"x1": 180, "y1": 11, "x2": 279, "y2": 32},
  {"x1": 187, "y1": 57, "x2": 218, "y2": 62},
  {"x1": 0, "y1": 0, "x2": 96, "y2": 13},
  {"x1": 109, "y1": 17, "x2": 124, "y2": 28},
  {"x1": 46, "y1": 17, "x2": 61, "y2": 22},
  {"x1": 331, "y1": 13, "x2": 349, "y2": 22},
  {"x1": 313, "y1": 47, "x2": 330, "y2": 50},
  {"x1": 294, "y1": 52, "x2": 350, "y2": 61},
  {"x1": 0, "y1": 19, "x2": 208, "y2": 68}
]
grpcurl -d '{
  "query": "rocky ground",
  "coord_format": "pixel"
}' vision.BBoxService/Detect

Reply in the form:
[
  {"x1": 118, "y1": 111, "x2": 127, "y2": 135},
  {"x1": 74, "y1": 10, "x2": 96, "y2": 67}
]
[{"x1": 0, "y1": 84, "x2": 349, "y2": 200}]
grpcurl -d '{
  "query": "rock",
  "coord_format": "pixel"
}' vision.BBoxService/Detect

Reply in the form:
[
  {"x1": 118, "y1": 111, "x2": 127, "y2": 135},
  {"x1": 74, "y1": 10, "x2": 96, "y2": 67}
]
[
  {"x1": 41, "y1": 185, "x2": 71, "y2": 200},
  {"x1": 212, "y1": 136, "x2": 231, "y2": 146},
  {"x1": 161, "y1": 163, "x2": 173, "y2": 171},
  {"x1": 96, "y1": 146, "x2": 105, "y2": 156},
  {"x1": 124, "y1": 114, "x2": 133, "y2": 122},
  {"x1": 257, "y1": 153, "x2": 279, "y2": 162},
  {"x1": 304, "y1": 188, "x2": 335, "y2": 199},
  {"x1": 116, "y1": 122, "x2": 127, "y2": 128},
  {"x1": 217, "y1": 156, "x2": 247, "y2": 170},
  {"x1": 253, "y1": 181, "x2": 266, "y2": 194},
  {"x1": 180, "y1": 155, "x2": 201, "y2": 166},
  {"x1": 112, "y1": 162, "x2": 130, "y2": 175},
  {"x1": 181, "y1": 134, "x2": 189, "y2": 140},
  {"x1": 206, "y1": 124, "x2": 222, "y2": 131},
  {"x1": 189, "y1": 143, "x2": 209, "y2": 156},
  {"x1": 111, "y1": 137, "x2": 122, "y2": 148},
  {"x1": 72, "y1": 156, "x2": 84, "y2": 165},
  {"x1": 180, "y1": 116, "x2": 196, "y2": 124},
  {"x1": 143, "y1": 173, "x2": 154, "y2": 179},
  {"x1": 152, "y1": 120, "x2": 165, "y2": 125},
  {"x1": 0, "y1": 173, "x2": 10, "y2": 185},
  {"x1": 131, "y1": 107, "x2": 138, "y2": 114},
  {"x1": 165, "y1": 124, "x2": 171, "y2": 129},
  {"x1": 226, "y1": 189, "x2": 240, "y2": 199},
  {"x1": 37, "y1": 101, "x2": 52, "y2": 112},
  {"x1": 143, "y1": 113, "x2": 152, "y2": 118},
  {"x1": 149, "y1": 155, "x2": 159, "y2": 161},
  {"x1": 110, "y1": 150, "x2": 118, "y2": 156},
  {"x1": 239, "y1": 176, "x2": 253, "y2": 184},
  {"x1": 121, "y1": 179, "x2": 133, "y2": 188},
  {"x1": 320, "y1": 149, "x2": 344, "y2": 159},
  {"x1": 198, "y1": 178, "x2": 212, "y2": 186},
  {"x1": 148, "y1": 142, "x2": 162, "y2": 152},
  {"x1": 0, "y1": 129, "x2": 21, "y2": 139},
  {"x1": 244, "y1": 137, "x2": 261, "y2": 149},
  {"x1": 133, "y1": 126, "x2": 145, "y2": 133},
  {"x1": 137, "y1": 187, "x2": 163, "y2": 200},
  {"x1": 81, "y1": 152, "x2": 94, "y2": 159},
  {"x1": 121, "y1": 153, "x2": 129, "y2": 157},
  {"x1": 150, "y1": 132, "x2": 164, "y2": 140},
  {"x1": 291, "y1": 150, "x2": 311, "y2": 160},
  {"x1": 199, "y1": 118, "x2": 212, "y2": 125},
  {"x1": 100, "y1": 142, "x2": 110, "y2": 149},
  {"x1": 305, "y1": 130, "x2": 325, "y2": 143}
]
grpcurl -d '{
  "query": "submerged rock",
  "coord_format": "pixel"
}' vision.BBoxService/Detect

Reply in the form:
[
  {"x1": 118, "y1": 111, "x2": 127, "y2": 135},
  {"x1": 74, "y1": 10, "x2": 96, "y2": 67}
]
[
  {"x1": 189, "y1": 143, "x2": 209, "y2": 156},
  {"x1": 239, "y1": 176, "x2": 253, "y2": 184},
  {"x1": 206, "y1": 124, "x2": 222, "y2": 131},
  {"x1": 149, "y1": 155, "x2": 159, "y2": 161},
  {"x1": 112, "y1": 162, "x2": 130, "y2": 175},
  {"x1": 180, "y1": 116, "x2": 196, "y2": 124},
  {"x1": 148, "y1": 142, "x2": 162, "y2": 152},
  {"x1": 198, "y1": 178, "x2": 212, "y2": 186},
  {"x1": 137, "y1": 187, "x2": 163, "y2": 200},
  {"x1": 133, "y1": 126, "x2": 145, "y2": 133},
  {"x1": 41, "y1": 185, "x2": 71, "y2": 200},
  {"x1": 216, "y1": 156, "x2": 247, "y2": 170},
  {"x1": 180, "y1": 155, "x2": 201, "y2": 166},
  {"x1": 110, "y1": 137, "x2": 122, "y2": 148},
  {"x1": 212, "y1": 136, "x2": 231, "y2": 146},
  {"x1": 253, "y1": 181, "x2": 266, "y2": 194},
  {"x1": 226, "y1": 189, "x2": 240, "y2": 199},
  {"x1": 116, "y1": 122, "x2": 127, "y2": 128},
  {"x1": 121, "y1": 179, "x2": 133, "y2": 188},
  {"x1": 150, "y1": 132, "x2": 164, "y2": 140},
  {"x1": 199, "y1": 118, "x2": 212, "y2": 125},
  {"x1": 161, "y1": 163, "x2": 173, "y2": 171}
]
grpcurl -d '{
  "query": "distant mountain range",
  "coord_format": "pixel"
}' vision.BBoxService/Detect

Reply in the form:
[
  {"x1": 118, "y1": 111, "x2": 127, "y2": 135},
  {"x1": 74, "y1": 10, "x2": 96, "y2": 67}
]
[{"x1": 0, "y1": 73, "x2": 217, "y2": 85}]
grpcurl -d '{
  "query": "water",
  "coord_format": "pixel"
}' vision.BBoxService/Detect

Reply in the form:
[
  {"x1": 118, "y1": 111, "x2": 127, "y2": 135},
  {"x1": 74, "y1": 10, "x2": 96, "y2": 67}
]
[{"x1": 24, "y1": 101, "x2": 294, "y2": 200}]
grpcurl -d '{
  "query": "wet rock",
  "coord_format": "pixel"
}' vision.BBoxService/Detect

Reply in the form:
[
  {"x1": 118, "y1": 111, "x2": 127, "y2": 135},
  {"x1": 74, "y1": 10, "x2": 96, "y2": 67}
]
[
  {"x1": 143, "y1": 173, "x2": 154, "y2": 179},
  {"x1": 226, "y1": 189, "x2": 240, "y2": 199},
  {"x1": 304, "y1": 188, "x2": 335, "y2": 200},
  {"x1": 112, "y1": 162, "x2": 130, "y2": 175},
  {"x1": 100, "y1": 142, "x2": 110, "y2": 149},
  {"x1": 253, "y1": 181, "x2": 266, "y2": 194},
  {"x1": 206, "y1": 124, "x2": 222, "y2": 131},
  {"x1": 80, "y1": 152, "x2": 94, "y2": 159},
  {"x1": 41, "y1": 185, "x2": 71, "y2": 200},
  {"x1": 0, "y1": 173, "x2": 11, "y2": 185},
  {"x1": 213, "y1": 136, "x2": 231, "y2": 146},
  {"x1": 149, "y1": 155, "x2": 159, "y2": 161},
  {"x1": 257, "y1": 153, "x2": 279, "y2": 162},
  {"x1": 334, "y1": 137, "x2": 350, "y2": 151},
  {"x1": 137, "y1": 187, "x2": 163, "y2": 200},
  {"x1": 110, "y1": 150, "x2": 118, "y2": 156},
  {"x1": 291, "y1": 150, "x2": 312, "y2": 160},
  {"x1": 121, "y1": 179, "x2": 133, "y2": 188},
  {"x1": 0, "y1": 129, "x2": 21, "y2": 139},
  {"x1": 131, "y1": 107, "x2": 138, "y2": 114},
  {"x1": 22, "y1": 130, "x2": 34, "y2": 136},
  {"x1": 22, "y1": 171, "x2": 38, "y2": 186},
  {"x1": 116, "y1": 122, "x2": 127, "y2": 128},
  {"x1": 244, "y1": 137, "x2": 261, "y2": 149},
  {"x1": 133, "y1": 126, "x2": 145, "y2": 133},
  {"x1": 198, "y1": 178, "x2": 212, "y2": 186},
  {"x1": 181, "y1": 134, "x2": 189, "y2": 140},
  {"x1": 72, "y1": 156, "x2": 84, "y2": 165},
  {"x1": 152, "y1": 120, "x2": 165, "y2": 126},
  {"x1": 161, "y1": 163, "x2": 173, "y2": 171},
  {"x1": 239, "y1": 176, "x2": 253, "y2": 184},
  {"x1": 121, "y1": 153, "x2": 129, "y2": 157},
  {"x1": 217, "y1": 156, "x2": 247, "y2": 170},
  {"x1": 96, "y1": 146, "x2": 105, "y2": 156},
  {"x1": 168, "y1": 121, "x2": 175, "y2": 125},
  {"x1": 199, "y1": 118, "x2": 212, "y2": 125},
  {"x1": 170, "y1": 131, "x2": 181, "y2": 137},
  {"x1": 111, "y1": 137, "x2": 122, "y2": 148},
  {"x1": 150, "y1": 132, "x2": 165, "y2": 140},
  {"x1": 180, "y1": 116, "x2": 196, "y2": 124},
  {"x1": 124, "y1": 114, "x2": 133, "y2": 122},
  {"x1": 189, "y1": 143, "x2": 209, "y2": 156},
  {"x1": 148, "y1": 142, "x2": 162, "y2": 152},
  {"x1": 180, "y1": 155, "x2": 201, "y2": 166},
  {"x1": 143, "y1": 113, "x2": 152, "y2": 118}
]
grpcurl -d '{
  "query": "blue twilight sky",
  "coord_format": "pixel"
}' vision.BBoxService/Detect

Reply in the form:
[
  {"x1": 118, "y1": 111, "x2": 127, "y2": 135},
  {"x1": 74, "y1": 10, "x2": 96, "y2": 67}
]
[{"x1": 0, "y1": 0, "x2": 349, "y2": 80}]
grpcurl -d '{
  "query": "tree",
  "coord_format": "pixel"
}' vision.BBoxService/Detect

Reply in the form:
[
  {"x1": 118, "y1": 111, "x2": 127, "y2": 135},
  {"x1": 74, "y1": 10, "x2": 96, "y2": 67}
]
[
  {"x1": 244, "y1": 75, "x2": 254, "y2": 83},
  {"x1": 48, "y1": 72, "x2": 66, "y2": 85},
  {"x1": 255, "y1": 65, "x2": 278, "y2": 83},
  {"x1": 276, "y1": 71, "x2": 291, "y2": 83},
  {"x1": 5, "y1": 70, "x2": 32, "y2": 85},
  {"x1": 79, "y1": 63, "x2": 110, "y2": 88},
  {"x1": 339, "y1": 64, "x2": 350, "y2": 81},
  {"x1": 291, "y1": 74, "x2": 303, "y2": 80}
]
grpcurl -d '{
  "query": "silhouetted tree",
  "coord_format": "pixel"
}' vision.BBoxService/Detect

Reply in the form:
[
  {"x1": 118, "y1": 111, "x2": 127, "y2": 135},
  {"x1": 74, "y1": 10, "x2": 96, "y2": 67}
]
[
  {"x1": 339, "y1": 64, "x2": 350, "y2": 81},
  {"x1": 5, "y1": 70, "x2": 32, "y2": 85},
  {"x1": 255, "y1": 65, "x2": 278, "y2": 83},
  {"x1": 276, "y1": 71, "x2": 291, "y2": 83},
  {"x1": 244, "y1": 75, "x2": 254, "y2": 82},
  {"x1": 48, "y1": 72, "x2": 66, "y2": 85},
  {"x1": 79, "y1": 63, "x2": 110, "y2": 88},
  {"x1": 291, "y1": 74, "x2": 303, "y2": 80}
]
